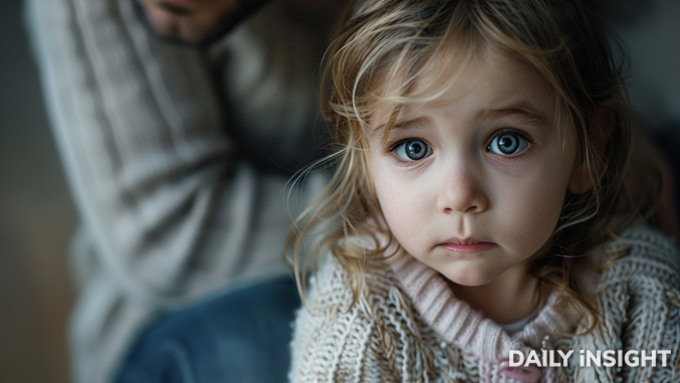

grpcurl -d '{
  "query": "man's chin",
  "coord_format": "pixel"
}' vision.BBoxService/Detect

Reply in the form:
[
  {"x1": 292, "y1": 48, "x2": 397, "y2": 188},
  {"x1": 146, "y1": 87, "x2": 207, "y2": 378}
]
[
  {"x1": 149, "y1": 19, "x2": 217, "y2": 45},
  {"x1": 133, "y1": 0, "x2": 232, "y2": 46}
]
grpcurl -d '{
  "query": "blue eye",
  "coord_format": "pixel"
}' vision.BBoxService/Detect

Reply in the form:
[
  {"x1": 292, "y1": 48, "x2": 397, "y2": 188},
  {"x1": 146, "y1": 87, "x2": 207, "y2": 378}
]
[
  {"x1": 393, "y1": 139, "x2": 433, "y2": 161},
  {"x1": 487, "y1": 132, "x2": 529, "y2": 156}
]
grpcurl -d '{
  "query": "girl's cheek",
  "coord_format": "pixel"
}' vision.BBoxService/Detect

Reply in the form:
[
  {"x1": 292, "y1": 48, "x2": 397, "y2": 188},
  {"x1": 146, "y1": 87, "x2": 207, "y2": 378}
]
[
  {"x1": 485, "y1": 153, "x2": 536, "y2": 178},
  {"x1": 388, "y1": 155, "x2": 436, "y2": 174},
  {"x1": 487, "y1": 144, "x2": 572, "y2": 182}
]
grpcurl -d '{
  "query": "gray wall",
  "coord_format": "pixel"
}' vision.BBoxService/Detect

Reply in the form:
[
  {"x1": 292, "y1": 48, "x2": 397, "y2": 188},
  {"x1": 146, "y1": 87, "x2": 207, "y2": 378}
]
[
  {"x1": 606, "y1": 0, "x2": 680, "y2": 128},
  {"x1": 0, "y1": 1, "x2": 76, "y2": 382}
]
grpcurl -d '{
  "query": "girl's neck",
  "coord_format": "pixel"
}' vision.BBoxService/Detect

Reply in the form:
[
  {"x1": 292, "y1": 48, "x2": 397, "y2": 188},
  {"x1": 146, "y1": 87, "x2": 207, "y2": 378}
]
[{"x1": 447, "y1": 266, "x2": 543, "y2": 325}]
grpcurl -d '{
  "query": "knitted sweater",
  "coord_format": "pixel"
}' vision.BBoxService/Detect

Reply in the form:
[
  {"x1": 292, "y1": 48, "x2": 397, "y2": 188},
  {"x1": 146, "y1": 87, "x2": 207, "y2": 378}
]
[{"x1": 290, "y1": 226, "x2": 680, "y2": 382}]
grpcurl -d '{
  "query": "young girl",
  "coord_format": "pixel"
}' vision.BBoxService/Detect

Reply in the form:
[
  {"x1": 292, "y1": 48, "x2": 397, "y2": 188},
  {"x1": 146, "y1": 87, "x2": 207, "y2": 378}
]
[{"x1": 288, "y1": 0, "x2": 680, "y2": 381}]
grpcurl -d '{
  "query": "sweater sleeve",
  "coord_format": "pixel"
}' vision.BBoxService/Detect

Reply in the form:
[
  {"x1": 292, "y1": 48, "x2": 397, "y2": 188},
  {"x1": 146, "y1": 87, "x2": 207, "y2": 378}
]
[{"x1": 25, "y1": 0, "x2": 314, "y2": 306}]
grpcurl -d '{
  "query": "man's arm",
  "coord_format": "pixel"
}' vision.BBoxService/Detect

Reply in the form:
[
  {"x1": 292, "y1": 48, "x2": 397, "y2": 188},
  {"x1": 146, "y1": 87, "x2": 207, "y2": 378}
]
[{"x1": 26, "y1": 0, "x2": 307, "y2": 306}]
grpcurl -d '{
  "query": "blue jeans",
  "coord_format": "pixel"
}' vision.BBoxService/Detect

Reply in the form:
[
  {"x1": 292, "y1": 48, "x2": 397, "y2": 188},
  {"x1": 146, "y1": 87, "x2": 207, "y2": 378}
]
[{"x1": 115, "y1": 276, "x2": 300, "y2": 383}]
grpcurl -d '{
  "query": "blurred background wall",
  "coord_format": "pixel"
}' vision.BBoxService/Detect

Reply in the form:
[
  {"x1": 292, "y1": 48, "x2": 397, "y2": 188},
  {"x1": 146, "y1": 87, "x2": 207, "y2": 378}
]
[
  {"x1": 0, "y1": 0, "x2": 76, "y2": 382},
  {"x1": 0, "y1": 0, "x2": 677, "y2": 382}
]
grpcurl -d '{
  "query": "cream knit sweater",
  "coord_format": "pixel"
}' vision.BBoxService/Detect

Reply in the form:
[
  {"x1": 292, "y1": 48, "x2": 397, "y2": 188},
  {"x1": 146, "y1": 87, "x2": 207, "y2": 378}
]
[{"x1": 290, "y1": 225, "x2": 680, "y2": 382}]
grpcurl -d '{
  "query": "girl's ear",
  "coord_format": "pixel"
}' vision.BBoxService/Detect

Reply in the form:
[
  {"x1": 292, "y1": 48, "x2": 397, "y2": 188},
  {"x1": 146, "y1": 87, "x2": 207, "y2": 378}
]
[{"x1": 568, "y1": 108, "x2": 615, "y2": 195}]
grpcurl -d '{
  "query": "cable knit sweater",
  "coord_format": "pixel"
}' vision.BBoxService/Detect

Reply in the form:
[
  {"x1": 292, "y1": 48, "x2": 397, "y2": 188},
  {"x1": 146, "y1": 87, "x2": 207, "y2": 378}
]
[{"x1": 289, "y1": 225, "x2": 680, "y2": 382}]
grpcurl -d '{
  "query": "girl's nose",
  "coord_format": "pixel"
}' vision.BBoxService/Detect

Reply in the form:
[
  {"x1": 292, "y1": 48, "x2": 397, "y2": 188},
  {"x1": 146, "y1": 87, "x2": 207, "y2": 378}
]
[{"x1": 437, "y1": 167, "x2": 488, "y2": 214}]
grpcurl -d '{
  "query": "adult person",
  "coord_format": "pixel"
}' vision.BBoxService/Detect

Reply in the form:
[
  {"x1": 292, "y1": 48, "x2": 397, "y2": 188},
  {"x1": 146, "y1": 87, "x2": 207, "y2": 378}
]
[{"x1": 26, "y1": 0, "x2": 344, "y2": 381}]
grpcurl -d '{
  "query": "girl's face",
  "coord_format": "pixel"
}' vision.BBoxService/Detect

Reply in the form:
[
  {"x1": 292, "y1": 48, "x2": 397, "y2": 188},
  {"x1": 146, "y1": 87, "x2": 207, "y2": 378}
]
[{"x1": 369, "y1": 51, "x2": 580, "y2": 288}]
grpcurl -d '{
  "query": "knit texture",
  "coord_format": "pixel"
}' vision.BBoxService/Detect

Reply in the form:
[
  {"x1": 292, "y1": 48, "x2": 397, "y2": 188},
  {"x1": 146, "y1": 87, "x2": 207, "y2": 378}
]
[{"x1": 290, "y1": 225, "x2": 680, "y2": 382}]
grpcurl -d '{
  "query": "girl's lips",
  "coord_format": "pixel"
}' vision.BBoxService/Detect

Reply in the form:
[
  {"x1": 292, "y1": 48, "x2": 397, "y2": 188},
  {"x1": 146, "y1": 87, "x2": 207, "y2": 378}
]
[{"x1": 438, "y1": 241, "x2": 497, "y2": 253}]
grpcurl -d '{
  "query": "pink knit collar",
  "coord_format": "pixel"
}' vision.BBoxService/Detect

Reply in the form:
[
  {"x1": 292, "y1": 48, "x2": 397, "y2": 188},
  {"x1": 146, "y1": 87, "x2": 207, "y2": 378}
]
[{"x1": 391, "y1": 254, "x2": 579, "y2": 362}]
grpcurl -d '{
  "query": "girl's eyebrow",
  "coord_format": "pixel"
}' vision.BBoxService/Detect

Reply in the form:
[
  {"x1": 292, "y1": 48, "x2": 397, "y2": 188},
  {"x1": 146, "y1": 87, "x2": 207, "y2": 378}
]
[
  {"x1": 392, "y1": 117, "x2": 431, "y2": 132},
  {"x1": 378, "y1": 117, "x2": 430, "y2": 142},
  {"x1": 475, "y1": 100, "x2": 551, "y2": 129}
]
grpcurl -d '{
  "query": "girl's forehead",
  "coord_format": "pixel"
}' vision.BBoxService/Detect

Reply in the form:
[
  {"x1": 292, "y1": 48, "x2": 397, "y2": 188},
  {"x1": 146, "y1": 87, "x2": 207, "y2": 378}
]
[{"x1": 369, "y1": 46, "x2": 555, "y2": 133}]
